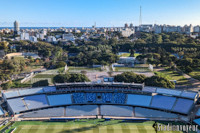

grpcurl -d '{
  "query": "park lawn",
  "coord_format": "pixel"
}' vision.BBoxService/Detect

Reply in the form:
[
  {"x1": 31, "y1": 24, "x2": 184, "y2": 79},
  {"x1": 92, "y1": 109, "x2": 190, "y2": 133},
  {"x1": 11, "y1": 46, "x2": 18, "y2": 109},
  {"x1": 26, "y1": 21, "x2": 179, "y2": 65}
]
[
  {"x1": 30, "y1": 74, "x2": 57, "y2": 85},
  {"x1": 115, "y1": 67, "x2": 150, "y2": 72},
  {"x1": 23, "y1": 65, "x2": 43, "y2": 73},
  {"x1": 119, "y1": 53, "x2": 141, "y2": 57},
  {"x1": 40, "y1": 67, "x2": 65, "y2": 74},
  {"x1": 189, "y1": 68, "x2": 200, "y2": 81},
  {"x1": 154, "y1": 68, "x2": 190, "y2": 86},
  {"x1": 68, "y1": 67, "x2": 101, "y2": 72},
  {"x1": 6, "y1": 120, "x2": 182, "y2": 133}
]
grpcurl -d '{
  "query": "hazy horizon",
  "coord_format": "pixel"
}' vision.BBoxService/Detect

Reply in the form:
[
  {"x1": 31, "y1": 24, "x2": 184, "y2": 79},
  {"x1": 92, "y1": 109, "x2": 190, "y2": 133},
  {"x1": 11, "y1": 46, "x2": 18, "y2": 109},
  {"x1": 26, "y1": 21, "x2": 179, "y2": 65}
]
[{"x1": 0, "y1": 0, "x2": 200, "y2": 27}]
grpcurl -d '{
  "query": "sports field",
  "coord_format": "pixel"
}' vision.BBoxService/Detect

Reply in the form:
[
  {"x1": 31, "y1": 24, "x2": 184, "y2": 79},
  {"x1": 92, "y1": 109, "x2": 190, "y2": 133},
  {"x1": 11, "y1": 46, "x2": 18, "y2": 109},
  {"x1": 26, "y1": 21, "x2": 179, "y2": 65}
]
[{"x1": 8, "y1": 120, "x2": 183, "y2": 133}]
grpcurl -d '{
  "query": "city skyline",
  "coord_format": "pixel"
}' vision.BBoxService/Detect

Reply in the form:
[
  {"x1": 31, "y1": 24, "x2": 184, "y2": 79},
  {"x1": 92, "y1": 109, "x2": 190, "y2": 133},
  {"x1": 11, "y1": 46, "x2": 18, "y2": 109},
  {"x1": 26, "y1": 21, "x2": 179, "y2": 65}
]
[{"x1": 0, "y1": 0, "x2": 200, "y2": 27}]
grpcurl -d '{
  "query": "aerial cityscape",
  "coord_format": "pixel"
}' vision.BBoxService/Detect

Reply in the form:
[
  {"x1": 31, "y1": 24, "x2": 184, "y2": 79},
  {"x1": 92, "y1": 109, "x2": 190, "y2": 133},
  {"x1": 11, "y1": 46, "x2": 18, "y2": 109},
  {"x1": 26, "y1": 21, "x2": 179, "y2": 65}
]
[{"x1": 0, "y1": 0, "x2": 200, "y2": 133}]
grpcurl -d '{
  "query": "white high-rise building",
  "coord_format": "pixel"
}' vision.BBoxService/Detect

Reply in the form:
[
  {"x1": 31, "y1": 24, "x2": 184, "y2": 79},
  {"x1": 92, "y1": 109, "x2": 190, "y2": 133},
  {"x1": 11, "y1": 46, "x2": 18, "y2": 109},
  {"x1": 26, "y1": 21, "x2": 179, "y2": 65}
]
[
  {"x1": 20, "y1": 32, "x2": 29, "y2": 40},
  {"x1": 121, "y1": 28, "x2": 135, "y2": 37},
  {"x1": 194, "y1": 26, "x2": 200, "y2": 33},
  {"x1": 63, "y1": 33, "x2": 75, "y2": 41},
  {"x1": 29, "y1": 36, "x2": 38, "y2": 42}
]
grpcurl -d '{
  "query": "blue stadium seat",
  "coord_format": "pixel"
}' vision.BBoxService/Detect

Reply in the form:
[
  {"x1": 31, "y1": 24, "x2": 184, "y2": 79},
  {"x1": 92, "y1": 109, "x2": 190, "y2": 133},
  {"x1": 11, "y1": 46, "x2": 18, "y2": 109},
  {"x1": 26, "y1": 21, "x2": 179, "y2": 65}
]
[
  {"x1": 102, "y1": 93, "x2": 113, "y2": 103},
  {"x1": 72, "y1": 93, "x2": 86, "y2": 103},
  {"x1": 150, "y1": 95, "x2": 176, "y2": 110},
  {"x1": 47, "y1": 94, "x2": 72, "y2": 106},
  {"x1": 113, "y1": 93, "x2": 126, "y2": 104},
  {"x1": 86, "y1": 93, "x2": 96, "y2": 103},
  {"x1": 172, "y1": 98, "x2": 194, "y2": 114},
  {"x1": 127, "y1": 94, "x2": 152, "y2": 107},
  {"x1": 24, "y1": 95, "x2": 48, "y2": 109},
  {"x1": 43, "y1": 86, "x2": 57, "y2": 92}
]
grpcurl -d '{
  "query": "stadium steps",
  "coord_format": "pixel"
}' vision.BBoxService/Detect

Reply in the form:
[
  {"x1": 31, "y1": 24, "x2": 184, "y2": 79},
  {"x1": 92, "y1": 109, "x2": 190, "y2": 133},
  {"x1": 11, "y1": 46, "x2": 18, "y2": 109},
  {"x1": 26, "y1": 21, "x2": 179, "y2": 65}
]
[
  {"x1": 64, "y1": 107, "x2": 66, "y2": 116},
  {"x1": 17, "y1": 90, "x2": 20, "y2": 96},
  {"x1": 45, "y1": 95, "x2": 50, "y2": 105},
  {"x1": 97, "y1": 105, "x2": 101, "y2": 116},
  {"x1": 133, "y1": 107, "x2": 135, "y2": 117},
  {"x1": 70, "y1": 94, "x2": 73, "y2": 104},
  {"x1": 21, "y1": 98, "x2": 29, "y2": 110},
  {"x1": 149, "y1": 94, "x2": 154, "y2": 107},
  {"x1": 171, "y1": 98, "x2": 178, "y2": 111},
  {"x1": 125, "y1": 94, "x2": 128, "y2": 103}
]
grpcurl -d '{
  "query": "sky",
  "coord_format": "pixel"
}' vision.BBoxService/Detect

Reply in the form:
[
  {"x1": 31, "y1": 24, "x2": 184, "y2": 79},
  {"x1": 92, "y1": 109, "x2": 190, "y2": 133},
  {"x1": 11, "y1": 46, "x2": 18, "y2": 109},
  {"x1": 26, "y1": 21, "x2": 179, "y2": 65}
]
[{"x1": 0, "y1": 0, "x2": 200, "y2": 27}]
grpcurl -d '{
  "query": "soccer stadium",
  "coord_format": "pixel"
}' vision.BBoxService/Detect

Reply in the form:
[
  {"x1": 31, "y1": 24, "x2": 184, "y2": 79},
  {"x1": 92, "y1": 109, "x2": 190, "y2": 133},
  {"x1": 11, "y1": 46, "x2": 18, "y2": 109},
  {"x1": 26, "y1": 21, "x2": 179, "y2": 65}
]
[{"x1": 0, "y1": 82, "x2": 200, "y2": 132}]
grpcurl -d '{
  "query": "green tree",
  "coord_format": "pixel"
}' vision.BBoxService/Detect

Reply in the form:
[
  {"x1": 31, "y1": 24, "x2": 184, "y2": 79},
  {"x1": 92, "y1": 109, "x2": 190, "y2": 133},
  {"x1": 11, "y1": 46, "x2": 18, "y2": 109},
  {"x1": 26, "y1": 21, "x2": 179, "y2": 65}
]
[
  {"x1": 56, "y1": 61, "x2": 67, "y2": 68},
  {"x1": 53, "y1": 73, "x2": 90, "y2": 83},
  {"x1": 145, "y1": 76, "x2": 175, "y2": 88},
  {"x1": 114, "y1": 72, "x2": 146, "y2": 83},
  {"x1": 130, "y1": 49, "x2": 135, "y2": 57},
  {"x1": 1, "y1": 81, "x2": 13, "y2": 90}
]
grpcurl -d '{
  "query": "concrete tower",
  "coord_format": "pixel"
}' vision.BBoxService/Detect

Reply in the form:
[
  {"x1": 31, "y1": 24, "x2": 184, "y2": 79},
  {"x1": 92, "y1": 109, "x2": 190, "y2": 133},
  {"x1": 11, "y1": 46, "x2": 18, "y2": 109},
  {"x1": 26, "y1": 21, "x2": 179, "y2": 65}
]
[
  {"x1": 14, "y1": 21, "x2": 20, "y2": 34},
  {"x1": 124, "y1": 23, "x2": 129, "y2": 28}
]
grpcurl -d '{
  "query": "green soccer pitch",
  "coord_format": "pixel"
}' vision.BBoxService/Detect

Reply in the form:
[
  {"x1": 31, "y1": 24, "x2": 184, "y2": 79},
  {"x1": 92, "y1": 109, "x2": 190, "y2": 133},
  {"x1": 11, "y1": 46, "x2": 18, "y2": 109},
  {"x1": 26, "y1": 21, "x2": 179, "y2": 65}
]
[{"x1": 7, "y1": 119, "x2": 183, "y2": 133}]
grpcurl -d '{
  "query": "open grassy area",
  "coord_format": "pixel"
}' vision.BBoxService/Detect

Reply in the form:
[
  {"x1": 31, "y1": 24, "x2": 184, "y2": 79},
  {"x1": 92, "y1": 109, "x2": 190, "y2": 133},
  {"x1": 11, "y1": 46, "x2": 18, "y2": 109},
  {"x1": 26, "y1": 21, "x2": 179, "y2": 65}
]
[
  {"x1": 189, "y1": 68, "x2": 200, "y2": 81},
  {"x1": 40, "y1": 67, "x2": 65, "y2": 74},
  {"x1": 23, "y1": 65, "x2": 43, "y2": 73},
  {"x1": 68, "y1": 67, "x2": 102, "y2": 73},
  {"x1": 114, "y1": 67, "x2": 150, "y2": 72},
  {"x1": 119, "y1": 53, "x2": 141, "y2": 57},
  {"x1": 154, "y1": 68, "x2": 190, "y2": 86},
  {"x1": 6, "y1": 120, "x2": 183, "y2": 133},
  {"x1": 29, "y1": 74, "x2": 57, "y2": 85}
]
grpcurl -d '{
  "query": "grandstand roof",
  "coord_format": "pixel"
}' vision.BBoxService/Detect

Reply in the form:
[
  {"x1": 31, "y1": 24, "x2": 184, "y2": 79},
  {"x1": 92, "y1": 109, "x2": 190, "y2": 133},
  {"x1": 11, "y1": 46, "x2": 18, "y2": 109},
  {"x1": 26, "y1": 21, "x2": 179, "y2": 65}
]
[
  {"x1": 156, "y1": 88, "x2": 182, "y2": 96},
  {"x1": 180, "y1": 91, "x2": 198, "y2": 99},
  {"x1": 196, "y1": 108, "x2": 200, "y2": 116},
  {"x1": 135, "y1": 107, "x2": 178, "y2": 118},
  {"x1": 172, "y1": 98, "x2": 194, "y2": 114},
  {"x1": 150, "y1": 95, "x2": 176, "y2": 110},
  {"x1": 3, "y1": 90, "x2": 20, "y2": 98},
  {"x1": 7, "y1": 98, "x2": 27, "y2": 113},
  {"x1": 55, "y1": 82, "x2": 143, "y2": 89},
  {"x1": 127, "y1": 94, "x2": 152, "y2": 107},
  {"x1": 24, "y1": 95, "x2": 49, "y2": 109},
  {"x1": 47, "y1": 94, "x2": 72, "y2": 106},
  {"x1": 193, "y1": 118, "x2": 200, "y2": 126},
  {"x1": 18, "y1": 88, "x2": 44, "y2": 95}
]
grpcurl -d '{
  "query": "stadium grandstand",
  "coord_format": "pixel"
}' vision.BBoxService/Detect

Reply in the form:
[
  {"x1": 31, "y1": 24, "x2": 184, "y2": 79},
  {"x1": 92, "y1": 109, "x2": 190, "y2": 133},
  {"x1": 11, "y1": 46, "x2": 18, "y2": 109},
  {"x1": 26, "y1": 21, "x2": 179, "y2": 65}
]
[{"x1": 0, "y1": 82, "x2": 199, "y2": 125}]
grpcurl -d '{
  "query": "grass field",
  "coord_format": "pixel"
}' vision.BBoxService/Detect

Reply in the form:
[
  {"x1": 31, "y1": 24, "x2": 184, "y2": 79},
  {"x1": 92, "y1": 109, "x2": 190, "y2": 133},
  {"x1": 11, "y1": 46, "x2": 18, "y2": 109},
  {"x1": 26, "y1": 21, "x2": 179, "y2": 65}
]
[
  {"x1": 189, "y1": 68, "x2": 200, "y2": 81},
  {"x1": 114, "y1": 67, "x2": 150, "y2": 72},
  {"x1": 6, "y1": 120, "x2": 184, "y2": 133},
  {"x1": 68, "y1": 67, "x2": 102, "y2": 73},
  {"x1": 119, "y1": 53, "x2": 141, "y2": 57},
  {"x1": 154, "y1": 68, "x2": 190, "y2": 86}
]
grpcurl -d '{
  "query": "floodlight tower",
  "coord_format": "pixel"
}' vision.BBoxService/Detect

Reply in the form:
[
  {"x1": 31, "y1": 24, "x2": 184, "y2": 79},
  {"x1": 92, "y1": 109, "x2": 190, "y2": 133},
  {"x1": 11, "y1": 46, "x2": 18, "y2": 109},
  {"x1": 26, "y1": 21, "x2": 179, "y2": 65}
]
[{"x1": 139, "y1": 6, "x2": 142, "y2": 26}]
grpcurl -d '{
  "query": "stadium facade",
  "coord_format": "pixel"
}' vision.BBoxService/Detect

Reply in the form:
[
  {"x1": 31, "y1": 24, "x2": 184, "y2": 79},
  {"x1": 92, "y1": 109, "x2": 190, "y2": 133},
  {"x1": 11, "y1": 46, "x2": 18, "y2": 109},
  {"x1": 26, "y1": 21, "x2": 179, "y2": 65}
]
[{"x1": 0, "y1": 82, "x2": 200, "y2": 124}]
